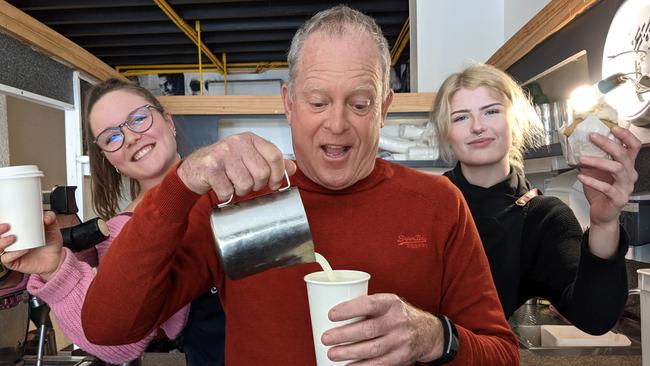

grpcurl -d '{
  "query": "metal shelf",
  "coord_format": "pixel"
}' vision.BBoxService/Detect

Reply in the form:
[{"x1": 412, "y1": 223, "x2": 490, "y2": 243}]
[
  {"x1": 524, "y1": 143, "x2": 563, "y2": 159},
  {"x1": 387, "y1": 143, "x2": 564, "y2": 170},
  {"x1": 387, "y1": 159, "x2": 452, "y2": 168}
]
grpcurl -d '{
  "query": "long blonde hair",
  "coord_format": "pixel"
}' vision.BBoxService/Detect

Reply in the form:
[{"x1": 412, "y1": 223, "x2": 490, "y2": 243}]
[{"x1": 431, "y1": 63, "x2": 544, "y2": 172}]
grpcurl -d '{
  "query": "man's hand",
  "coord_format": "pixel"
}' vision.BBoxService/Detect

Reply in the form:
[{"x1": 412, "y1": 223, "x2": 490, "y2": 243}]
[
  {"x1": 0, "y1": 211, "x2": 66, "y2": 282},
  {"x1": 322, "y1": 293, "x2": 444, "y2": 365},
  {"x1": 177, "y1": 132, "x2": 297, "y2": 201}
]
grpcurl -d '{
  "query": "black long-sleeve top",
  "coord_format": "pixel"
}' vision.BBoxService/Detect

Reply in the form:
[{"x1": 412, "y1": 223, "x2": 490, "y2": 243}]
[{"x1": 445, "y1": 164, "x2": 628, "y2": 335}]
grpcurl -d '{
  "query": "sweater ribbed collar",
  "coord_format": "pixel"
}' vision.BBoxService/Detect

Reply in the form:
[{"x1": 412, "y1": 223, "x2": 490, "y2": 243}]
[
  {"x1": 445, "y1": 163, "x2": 530, "y2": 201},
  {"x1": 292, "y1": 158, "x2": 391, "y2": 195}
]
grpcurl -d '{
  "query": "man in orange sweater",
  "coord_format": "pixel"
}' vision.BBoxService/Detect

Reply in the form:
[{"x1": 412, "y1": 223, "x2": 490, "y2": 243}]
[{"x1": 82, "y1": 5, "x2": 519, "y2": 365}]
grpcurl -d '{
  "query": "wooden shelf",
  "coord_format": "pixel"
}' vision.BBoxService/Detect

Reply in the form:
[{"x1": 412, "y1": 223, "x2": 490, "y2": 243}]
[
  {"x1": 159, "y1": 92, "x2": 435, "y2": 115},
  {"x1": 487, "y1": 0, "x2": 598, "y2": 71}
]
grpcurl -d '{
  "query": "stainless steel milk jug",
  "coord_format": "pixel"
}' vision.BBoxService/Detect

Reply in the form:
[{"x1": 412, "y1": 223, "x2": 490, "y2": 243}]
[{"x1": 210, "y1": 171, "x2": 315, "y2": 280}]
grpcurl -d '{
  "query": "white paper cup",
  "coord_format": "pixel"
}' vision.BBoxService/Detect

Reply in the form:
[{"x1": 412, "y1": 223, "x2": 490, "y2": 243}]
[
  {"x1": 0, "y1": 165, "x2": 45, "y2": 251},
  {"x1": 304, "y1": 270, "x2": 370, "y2": 366}
]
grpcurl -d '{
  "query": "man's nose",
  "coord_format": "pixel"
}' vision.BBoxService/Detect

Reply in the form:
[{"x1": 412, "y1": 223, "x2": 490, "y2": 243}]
[{"x1": 324, "y1": 104, "x2": 348, "y2": 134}]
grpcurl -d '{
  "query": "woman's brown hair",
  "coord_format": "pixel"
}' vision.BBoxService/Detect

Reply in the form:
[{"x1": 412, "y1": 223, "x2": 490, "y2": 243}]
[{"x1": 84, "y1": 78, "x2": 166, "y2": 220}]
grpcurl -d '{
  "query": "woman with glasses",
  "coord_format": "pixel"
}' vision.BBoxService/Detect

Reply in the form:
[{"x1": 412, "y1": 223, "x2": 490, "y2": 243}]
[
  {"x1": 431, "y1": 63, "x2": 640, "y2": 335},
  {"x1": 0, "y1": 78, "x2": 225, "y2": 365}
]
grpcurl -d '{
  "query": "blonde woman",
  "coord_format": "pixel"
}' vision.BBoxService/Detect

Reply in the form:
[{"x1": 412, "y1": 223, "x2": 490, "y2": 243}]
[{"x1": 432, "y1": 63, "x2": 641, "y2": 334}]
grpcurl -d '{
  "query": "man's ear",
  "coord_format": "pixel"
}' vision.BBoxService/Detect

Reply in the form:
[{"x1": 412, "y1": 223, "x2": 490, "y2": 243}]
[
  {"x1": 380, "y1": 90, "x2": 394, "y2": 128},
  {"x1": 281, "y1": 84, "x2": 293, "y2": 126}
]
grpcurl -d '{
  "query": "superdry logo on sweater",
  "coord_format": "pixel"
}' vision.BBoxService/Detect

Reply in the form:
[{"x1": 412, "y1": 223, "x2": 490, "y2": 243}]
[{"x1": 397, "y1": 234, "x2": 428, "y2": 248}]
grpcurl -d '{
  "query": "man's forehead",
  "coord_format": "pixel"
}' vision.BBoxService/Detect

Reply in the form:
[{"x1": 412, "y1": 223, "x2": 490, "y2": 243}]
[
  {"x1": 301, "y1": 83, "x2": 377, "y2": 93},
  {"x1": 303, "y1": 28, "x2": 371, "y2": 50},
  {"x1": 298, "y1": 33, "x2": 380, "y2": 69}
]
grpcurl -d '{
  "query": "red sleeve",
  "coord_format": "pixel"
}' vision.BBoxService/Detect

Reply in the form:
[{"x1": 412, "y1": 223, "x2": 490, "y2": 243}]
[
  {"x1": 81, "y1": 164, "x2": 221, "y2": 345},
  {"x1": 441, "y1": 189, "x2": 519, "y2": 365}
]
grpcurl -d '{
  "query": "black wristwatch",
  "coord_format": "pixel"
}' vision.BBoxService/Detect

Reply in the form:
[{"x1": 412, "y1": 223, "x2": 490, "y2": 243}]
[{"x1": 426, "y1": 314, "x2": 459, "y2": 365}]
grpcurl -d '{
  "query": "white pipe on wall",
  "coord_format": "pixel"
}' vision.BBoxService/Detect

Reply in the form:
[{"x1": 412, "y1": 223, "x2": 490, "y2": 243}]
[{"x1": 0, "y1": 94, "x2": 8, "y2": 167}]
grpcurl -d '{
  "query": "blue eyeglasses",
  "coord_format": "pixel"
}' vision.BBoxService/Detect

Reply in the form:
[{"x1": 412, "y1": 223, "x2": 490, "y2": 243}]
[{"x1": 93, "y1": 104, "x2": 160, "y2": 152}]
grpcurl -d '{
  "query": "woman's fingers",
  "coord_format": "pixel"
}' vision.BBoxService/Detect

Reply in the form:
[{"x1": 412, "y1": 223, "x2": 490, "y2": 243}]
[{"x1": 577, "y1": 172, "x2": 627, "y2": 209}]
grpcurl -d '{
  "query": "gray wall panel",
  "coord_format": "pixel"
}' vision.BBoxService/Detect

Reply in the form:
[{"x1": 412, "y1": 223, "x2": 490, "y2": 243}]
[{"x1": 0, "y1": 32, "x2": 73, "y2": 104}]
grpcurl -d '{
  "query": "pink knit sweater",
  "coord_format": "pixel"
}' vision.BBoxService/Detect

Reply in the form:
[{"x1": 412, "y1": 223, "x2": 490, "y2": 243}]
[{"x1": 27, "y1": 214, "x2": 189, "y2": 363}]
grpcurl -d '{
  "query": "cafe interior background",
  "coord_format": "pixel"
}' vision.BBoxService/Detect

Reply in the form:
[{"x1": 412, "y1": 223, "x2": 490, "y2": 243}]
[{"x1": 1, "y1": 0, "x2": 650, "y2": 365}]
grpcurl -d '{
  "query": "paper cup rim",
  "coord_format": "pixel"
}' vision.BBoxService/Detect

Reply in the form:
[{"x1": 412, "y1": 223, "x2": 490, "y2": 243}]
[
  {"x1": 304, "y1": 270, "x2": 370, "y2": 285},
  {"x1": 0, "y1": 165, "x2": 43, "y2": 179}
]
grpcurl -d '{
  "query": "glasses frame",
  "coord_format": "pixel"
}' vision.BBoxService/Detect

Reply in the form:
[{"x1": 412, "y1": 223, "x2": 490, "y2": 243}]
[{"x1": 93, "y1": 104, "x2": 160, "y2": 152}]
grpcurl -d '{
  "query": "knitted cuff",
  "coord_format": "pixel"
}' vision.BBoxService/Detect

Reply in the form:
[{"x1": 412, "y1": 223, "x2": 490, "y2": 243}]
[
  {"x1": 27, "y1": 248, "x2": 89, "y2": 305},
  {"x1": 581, "y1": 226, "x2": 629, "y2": 264}
]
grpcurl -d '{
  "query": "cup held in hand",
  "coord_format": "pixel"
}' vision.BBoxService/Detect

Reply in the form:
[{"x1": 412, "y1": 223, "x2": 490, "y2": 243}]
[
  {"x1": 304, "y1": 270, "x2": 371, "y2": 366},
  {"x1": 0, "y1": 165, "x2": 45, "y2": 252}
]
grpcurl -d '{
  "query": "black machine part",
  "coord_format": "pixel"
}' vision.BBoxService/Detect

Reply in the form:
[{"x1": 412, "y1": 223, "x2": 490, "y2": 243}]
[
  {"x1": 42, "y1": 186, "x2": 78, "y2": 215},
  {"x1": 61, "y1": 217, "x2": 110, "y2": 253}
]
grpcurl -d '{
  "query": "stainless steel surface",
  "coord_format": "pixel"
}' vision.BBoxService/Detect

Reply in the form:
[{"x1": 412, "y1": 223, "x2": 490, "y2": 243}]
[
  {"x1": 0, "y1": 290, "x2": 29, "y2": 365},
  {"x1": 621, "y1": 193, "x2": 650, "y2": 251},
  {"x1": 211, "y1": 186, "x2": 315, "y2": 280},
  {"x1": 510, "y1": 303, "x2": 641, "y2": 356},
  {"x1": 626, "y1": 244, "x2": 650, "y2": 263},
  {"x1": 29, "y1": 297, "x2": 46, "y2": 366},
  {"x1": 35, "y1": 325, "x2": 45, "y2": 366},
  {"x1": 22, "y1": 355, "x2": 95, "y2": 366},
  {"x1": 537, "y1": 103, "x2": 560, "y2": 145}
]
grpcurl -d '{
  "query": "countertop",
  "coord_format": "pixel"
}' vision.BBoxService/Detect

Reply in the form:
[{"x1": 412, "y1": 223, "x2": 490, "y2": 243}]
[
  {"x1": 140, "y1": 352, "x2": 186, "y2": 366},
  {"x1": 520, "y1": 351, "x2": 641, "y2": 365},
  {"x1": 135, "y1": 351, "x2": 642, "y2": 366}
]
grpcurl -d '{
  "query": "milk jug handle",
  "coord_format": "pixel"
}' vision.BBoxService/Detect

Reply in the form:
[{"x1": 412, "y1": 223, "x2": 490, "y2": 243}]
[{"x1": 217, "y1": 170, "x2": 291, "y2": 208}]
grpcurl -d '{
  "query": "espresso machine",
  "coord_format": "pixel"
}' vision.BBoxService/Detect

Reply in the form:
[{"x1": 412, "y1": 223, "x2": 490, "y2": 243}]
[{"x1": 0, "y1": 186, "x2": 109, "y2": 366}]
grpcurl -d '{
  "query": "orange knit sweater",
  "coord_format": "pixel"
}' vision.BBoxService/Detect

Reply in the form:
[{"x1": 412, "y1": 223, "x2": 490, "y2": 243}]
[{"x1": 82, "y1": 159, "x2": 518, "y2": 365}]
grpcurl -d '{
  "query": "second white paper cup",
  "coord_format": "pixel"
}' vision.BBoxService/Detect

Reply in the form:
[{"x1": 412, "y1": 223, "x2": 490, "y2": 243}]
[
  {"x1": 304, "y1": 270, "x2": 370, "y2": 366},
  {"x1": 0, "y1": 165, "x2": 45, "y2": 252}
]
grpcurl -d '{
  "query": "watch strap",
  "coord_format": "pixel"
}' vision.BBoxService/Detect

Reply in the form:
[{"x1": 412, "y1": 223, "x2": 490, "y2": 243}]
[{"x1": 425, "y1": 314, "x2": 459, "y2": 365}]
